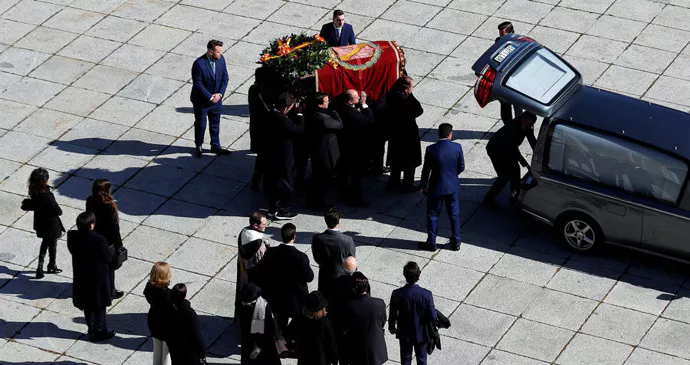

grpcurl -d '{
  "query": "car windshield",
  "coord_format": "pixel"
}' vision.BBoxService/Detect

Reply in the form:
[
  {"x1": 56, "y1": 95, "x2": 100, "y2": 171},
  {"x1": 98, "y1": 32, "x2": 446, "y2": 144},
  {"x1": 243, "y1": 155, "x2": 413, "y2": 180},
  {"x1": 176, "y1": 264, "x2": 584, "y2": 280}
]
[{"x1": 505, "y1": 48, "x2": 577, "y2": 104}]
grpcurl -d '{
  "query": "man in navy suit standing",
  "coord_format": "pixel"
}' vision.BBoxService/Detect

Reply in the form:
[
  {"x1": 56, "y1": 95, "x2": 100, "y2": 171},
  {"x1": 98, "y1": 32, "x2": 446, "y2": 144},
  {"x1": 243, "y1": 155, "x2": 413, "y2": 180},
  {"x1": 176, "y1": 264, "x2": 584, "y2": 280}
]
[
  {"x1": 419, "y1": 123, "x2": 465, "y2": 251},
  {"x1": 190, "y1": 39, "x2": 231, "y2": 158},
  {"x1": 319, "y1": 9, "x2": 356, "y2": 47},
  {"x1": 389, "y1": 261, "x2": 436, "y2": 365}
]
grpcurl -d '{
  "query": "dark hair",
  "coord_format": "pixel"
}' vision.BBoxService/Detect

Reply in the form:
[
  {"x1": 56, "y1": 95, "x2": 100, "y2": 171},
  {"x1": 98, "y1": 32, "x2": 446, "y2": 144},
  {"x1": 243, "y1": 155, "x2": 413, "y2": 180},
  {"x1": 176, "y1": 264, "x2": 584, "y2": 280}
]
[
  {"x1": 171, "y1": 283, "x2": 187, "y2": 303},
  {"x1": 207, "y1": 39, "x2": 223, "y2": 50},
  {"x1": 498, "y1": 21, "x2": 514, "y2": 34},
  {"x1": 403, "y1": 261, "x2": 421, "y2": 284},
  {"x1": 249, "y1": 210, "x2": 266, "y2": 226},
  {"x1": 353, "y1": 272, "x2": 369, "y2": 295},
  {"x1": 28, "y1": 168, "x2": 49, "y2": 198},
  {"x1": 281, "y1": 223, "x2": 296, "y2": 243},
  {"x1": 92, "y1": 178, "x2": 118, "y2": 220},
  {"x1": 438, "y1": 123, "x2": 453, "y2": 138},
  {"x1": 324, "y1": 206, "x2": 341, "y2": 229},
  {"x1": 333, "y1": 9, "x2": 344, "y2": 18},
  {"x1": 391, "y1": 76, "x2": 413, "y2": 96},
  {"x1": 76, "y1": 211, "x2": 96, "y2": 232},
  {"x1": 313, "y1": 92, "x2": 328, "y2": 107},
  {"x1": 521, "y1": 111, "x2": 537, "y2": 123},
  {"x1": 276, "y1": 92, "x2": 296, "y2": 109}
]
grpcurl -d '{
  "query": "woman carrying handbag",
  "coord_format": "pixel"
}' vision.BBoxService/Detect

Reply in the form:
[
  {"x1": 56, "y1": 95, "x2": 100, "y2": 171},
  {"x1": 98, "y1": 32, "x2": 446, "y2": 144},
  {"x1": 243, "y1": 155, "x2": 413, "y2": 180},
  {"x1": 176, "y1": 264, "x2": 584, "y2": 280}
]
[
  {"x1": 21, "y1": 168, "x2": 65, "y2": 279},
  {"x1": 86, "y1": 178, "x2": 126, "y2": 299}
]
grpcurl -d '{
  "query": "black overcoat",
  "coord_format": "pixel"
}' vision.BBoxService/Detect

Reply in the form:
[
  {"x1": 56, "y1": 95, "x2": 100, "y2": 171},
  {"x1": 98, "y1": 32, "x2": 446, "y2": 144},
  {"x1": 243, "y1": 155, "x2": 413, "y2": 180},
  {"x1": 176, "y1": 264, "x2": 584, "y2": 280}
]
[
  {"x1": 338, "y1": 104, "x2": 374, "y2": 170},
  {"x1": 169, "y1": 300, "x2": 206, "y2": 365},
  {"x1": 253, "y1": 244, "x2": 314, "y2": 318},
  {"x1": 267, "y1": 109, "x2": 305, "y2": 176},
  {"x1": 144, "y1": 282, "x2": 174, "y2": 341},
  {"x1": 22, "y1": 190, "x2": 65, "y2": 239},
  {"x1": 384, "y1": 93, "x2": 424, "y2": 169},
  {"x1": 67, "y1": 230, "x2": 114, "y2": 310},
  {"x1": 342, "y1": 294, "x2": 388, "y2": 365},
  {"x1": 307, "y1": 108, "x2": 343, "y2": 171},
  {"x1": 287, "y1": 316, "x2": 338, "y2": 365},
  {"x1": 248, "y1": 84, "x2": 271, "y2": 155},
  {"x1": 85, "y1": 195, "x2": 123, "y2": 250},
  {"x1": 238, "y1": 300, "x2": 282, "y2": 365}
]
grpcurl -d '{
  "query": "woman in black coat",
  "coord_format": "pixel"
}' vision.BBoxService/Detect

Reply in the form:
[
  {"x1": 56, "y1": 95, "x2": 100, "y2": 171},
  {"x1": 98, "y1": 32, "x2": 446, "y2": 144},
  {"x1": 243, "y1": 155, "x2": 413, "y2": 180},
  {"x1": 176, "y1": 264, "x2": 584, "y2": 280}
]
[
  {"x1": 21, "y1": 168, "x2": 65, "y2": 278},
  {"x1": 384, "y1": 76, "x2": 424, "y2": 192},
  {"x1": 144, "y1": 262, "x2": 174, "y2": 365},
  {"x1": 86, "y1": 178, "x2": 124, "y2": 298},
  {"x1": 169, "y1": 284, "x2": 206, "y2": 365},
  {"x1": 68, "y1": 211, "x2": 115, "y2": 341},
  {"x1": 286, "y1": 291, "x2": 338, "y2": 365}
]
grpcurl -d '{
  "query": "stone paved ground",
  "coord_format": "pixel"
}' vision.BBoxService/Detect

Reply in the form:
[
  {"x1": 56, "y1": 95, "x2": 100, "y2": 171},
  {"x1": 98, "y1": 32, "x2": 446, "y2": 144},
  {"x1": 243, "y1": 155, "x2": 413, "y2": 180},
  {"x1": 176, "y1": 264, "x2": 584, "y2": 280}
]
[{"x1": 2, "y1": 0, "x2": 690, "y2": 364}]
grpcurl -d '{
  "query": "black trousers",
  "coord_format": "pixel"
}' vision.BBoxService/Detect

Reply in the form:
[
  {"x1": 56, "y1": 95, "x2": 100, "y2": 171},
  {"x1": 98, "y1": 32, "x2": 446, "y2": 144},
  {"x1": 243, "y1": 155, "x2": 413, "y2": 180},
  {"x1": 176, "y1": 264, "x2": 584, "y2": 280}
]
[
  {"x1": 483, "y1": 152, "x2": 521, "y2": 203},
  {"x1": 38, "y1": 237, "x2": 57, "y2": 267},
  {"x1": 84, "y1": 307, "x2": 108, "y2": 334},
  {"x1": 308, "y1": 164, "x2": 337, "y2": 208},
  {"x1": 400, "y1": 339, "x2": 428, "y2": 365},
  {"x1": 389, "y1": 167, "x2": 415, "y2": 187},
  {"x1": 267, "y1": 171, "x2": 295, "y2": 214},
  {"x1": 251, "y1": 152, "x2": 269, "y2": 190}
]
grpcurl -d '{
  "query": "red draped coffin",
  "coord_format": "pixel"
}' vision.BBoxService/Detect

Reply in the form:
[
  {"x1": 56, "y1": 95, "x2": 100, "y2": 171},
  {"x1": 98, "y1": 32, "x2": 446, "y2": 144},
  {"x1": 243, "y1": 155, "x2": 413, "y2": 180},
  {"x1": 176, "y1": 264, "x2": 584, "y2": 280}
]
[{"x1": 316, "y1": 41, "x2": 406, "y2": 101}]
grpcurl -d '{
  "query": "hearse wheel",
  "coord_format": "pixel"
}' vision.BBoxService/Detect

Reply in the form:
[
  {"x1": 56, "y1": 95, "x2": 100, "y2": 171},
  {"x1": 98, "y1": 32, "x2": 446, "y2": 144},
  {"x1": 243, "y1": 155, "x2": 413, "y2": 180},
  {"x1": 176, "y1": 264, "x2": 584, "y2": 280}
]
[{"x1": 558, "y1": 213, "x2": 602, "y2": 252}]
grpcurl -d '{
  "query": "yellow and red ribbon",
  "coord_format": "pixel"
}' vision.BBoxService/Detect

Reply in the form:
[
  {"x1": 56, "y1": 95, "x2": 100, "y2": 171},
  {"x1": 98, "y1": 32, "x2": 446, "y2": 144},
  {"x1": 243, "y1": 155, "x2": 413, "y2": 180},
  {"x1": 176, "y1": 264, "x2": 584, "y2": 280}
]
[{"x1": 260, "y1": 34, "x2": 326, "y2": 63}]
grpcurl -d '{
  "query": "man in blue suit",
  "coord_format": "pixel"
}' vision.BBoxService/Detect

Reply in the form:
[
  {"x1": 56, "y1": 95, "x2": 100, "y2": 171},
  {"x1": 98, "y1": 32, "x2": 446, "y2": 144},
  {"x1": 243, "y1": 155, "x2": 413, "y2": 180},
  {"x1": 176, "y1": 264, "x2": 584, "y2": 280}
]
[
  {"x1": 319, "y1": 9, "x2": 356, "y2": 47},
  {"x1": 190, "y1": 39, "x2": 230, "y2": 158},
  {"x1": 389, "y1": 261, "x2": 436, "y2": 365},
  {"x1": 419, "y1": 123, "x2": 465, "y2": 251}
]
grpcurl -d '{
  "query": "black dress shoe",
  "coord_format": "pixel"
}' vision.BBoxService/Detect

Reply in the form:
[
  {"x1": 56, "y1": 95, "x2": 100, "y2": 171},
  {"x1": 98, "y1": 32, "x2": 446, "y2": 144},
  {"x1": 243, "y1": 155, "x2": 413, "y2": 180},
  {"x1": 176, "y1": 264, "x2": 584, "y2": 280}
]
[
  {"x1": 36, "y1": 268, "x2": 45, "y2": 279},
  {"x1": 46, "y1": 266, "x2": 62, "y2": 274},
  {"x1": 418, "y1": 242, "x2": 437, "y2": 252},
  {"x1": 195, "y1": 146, "x2": 203, "y2": 158},
  {"x1": 211, "y1": 147, "x2": 231, "y2": 155},
  {"x1": 112, "y1": 290, "x2": 124, "y2": 299},
  {"x1": 90, "y1": 330, "x2": 115, "y2": 342}
]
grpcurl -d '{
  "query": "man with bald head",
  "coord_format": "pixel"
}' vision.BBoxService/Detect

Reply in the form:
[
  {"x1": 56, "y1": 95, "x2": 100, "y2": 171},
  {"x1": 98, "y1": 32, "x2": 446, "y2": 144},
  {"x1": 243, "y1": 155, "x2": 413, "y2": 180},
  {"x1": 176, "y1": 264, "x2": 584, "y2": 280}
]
[
  {"x1": 338, "y1": 89, "x2": 374, "y2": 207},
  {"x1": 331, "y1": 256, "x2": 360, "y2": 365}
]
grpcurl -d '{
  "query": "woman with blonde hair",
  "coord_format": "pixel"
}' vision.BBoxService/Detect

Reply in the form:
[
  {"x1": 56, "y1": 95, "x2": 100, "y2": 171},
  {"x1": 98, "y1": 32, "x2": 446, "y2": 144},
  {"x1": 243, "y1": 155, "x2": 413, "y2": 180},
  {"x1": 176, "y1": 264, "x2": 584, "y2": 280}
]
[
  {"x1": 144, "y1": 262, "x2": 174, "y2": 365},
  {"x1": 21, "y1": 168, "x2": 65, "y2": 278},
  {"x1": 86, "y1": 178, "x2": 125, "y2": 299}
]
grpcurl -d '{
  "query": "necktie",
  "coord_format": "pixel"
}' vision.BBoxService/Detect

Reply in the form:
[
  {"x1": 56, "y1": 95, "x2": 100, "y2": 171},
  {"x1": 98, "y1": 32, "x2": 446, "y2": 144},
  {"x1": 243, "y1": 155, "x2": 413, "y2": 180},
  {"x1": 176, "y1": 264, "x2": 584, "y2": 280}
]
[
  {"x1": 336, "y1": 28, "x2": 341, "y2": 42},
  {"x1": 210, "y1": 60, "x2": 216, "y2": 74}
]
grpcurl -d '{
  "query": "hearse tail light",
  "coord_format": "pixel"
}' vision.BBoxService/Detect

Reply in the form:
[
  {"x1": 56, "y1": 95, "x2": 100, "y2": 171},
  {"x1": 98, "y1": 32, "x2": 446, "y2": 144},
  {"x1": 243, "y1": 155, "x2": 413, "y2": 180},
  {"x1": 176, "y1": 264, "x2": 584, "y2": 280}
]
[{"x1": 474, "y1": 64, "x2": 496, "y2": 108}]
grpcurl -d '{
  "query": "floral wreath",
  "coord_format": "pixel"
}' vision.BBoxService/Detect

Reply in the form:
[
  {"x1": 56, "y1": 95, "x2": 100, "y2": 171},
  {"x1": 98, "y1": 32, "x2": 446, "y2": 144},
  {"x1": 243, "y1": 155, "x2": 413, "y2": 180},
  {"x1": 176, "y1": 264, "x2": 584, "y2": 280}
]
[{"x1": 258, "y1": 33, "x2": 331, "y2": 82}]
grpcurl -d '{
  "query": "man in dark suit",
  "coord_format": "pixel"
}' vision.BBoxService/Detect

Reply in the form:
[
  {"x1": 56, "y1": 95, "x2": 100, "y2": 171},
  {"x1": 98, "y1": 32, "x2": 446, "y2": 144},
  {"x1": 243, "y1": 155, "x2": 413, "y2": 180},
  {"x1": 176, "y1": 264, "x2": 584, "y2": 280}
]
[
  {"x1": 307, "y1": 92, "x2": 343, "y2": 210},
  {"x1": 342, "y1": 272, "x2": 388, "y2": 365},
  {"x1": 338, "y1": 89, "x2": 374, "y2": 207},
  {"x1": 190, "y1": 39, "x2": 230, "y2": 158},
  {"x1": 483, "y1": 111, "x2": 537, "y2": 206},
  {"x1": 320, "y1": 9, "x2": 356, "y2": 47},
  {"x1": 389, "y1": 262, "x2": 436, "y2": 365},
  {"x1": 311, "y1": 206, "x2": 356, "y2": 300},
  {"x1": 419, "y1": 123, "x2": 465, "y2": 251},
  {"x1": 265, "y1": 92, "x2": 305, "y2": 220},
  {"x1": 67, "y1": 211, "x2": 116, "y2": 342},
  {"x1": 248, "y1": 68, "x2": 272, "y2": 192},
  {"x1": 330, "y1": 256, "x2": 358, "y2": 364},
  {"x1": 253, "y1": 223, "x2": 314, "y2": 334}
]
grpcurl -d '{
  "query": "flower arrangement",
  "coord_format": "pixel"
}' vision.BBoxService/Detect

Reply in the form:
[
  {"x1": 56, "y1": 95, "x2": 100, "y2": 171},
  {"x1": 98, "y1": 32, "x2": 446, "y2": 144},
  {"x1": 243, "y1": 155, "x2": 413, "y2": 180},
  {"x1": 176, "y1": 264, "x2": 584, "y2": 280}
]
[{"x1": 258, "y1": 33, "x2": 331, "y2": 82}]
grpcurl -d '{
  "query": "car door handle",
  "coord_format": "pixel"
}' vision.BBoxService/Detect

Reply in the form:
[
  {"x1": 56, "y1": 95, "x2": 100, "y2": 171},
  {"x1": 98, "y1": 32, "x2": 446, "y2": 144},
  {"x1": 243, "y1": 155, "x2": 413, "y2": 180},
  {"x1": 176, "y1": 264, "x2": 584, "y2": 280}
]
[{"x1": 605, "y1": 203, "x2": 626, "y2": 217}]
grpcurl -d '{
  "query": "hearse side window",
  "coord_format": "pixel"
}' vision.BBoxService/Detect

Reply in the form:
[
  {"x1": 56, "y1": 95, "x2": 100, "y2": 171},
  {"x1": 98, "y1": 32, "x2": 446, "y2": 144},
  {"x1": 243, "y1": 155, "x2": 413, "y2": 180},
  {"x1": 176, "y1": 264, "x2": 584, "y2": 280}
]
[
  {"x1": 547, "y1": 124, "x2": 688, "y2": 204},
  {"x1": 504, "y1": 48, "x2": 577, "y2": 104}
]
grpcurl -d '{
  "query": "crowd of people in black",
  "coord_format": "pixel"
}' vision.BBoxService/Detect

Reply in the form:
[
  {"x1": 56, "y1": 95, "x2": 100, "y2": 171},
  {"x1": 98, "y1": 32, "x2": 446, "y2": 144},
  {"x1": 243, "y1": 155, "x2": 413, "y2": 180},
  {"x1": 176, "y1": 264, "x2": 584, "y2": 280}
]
[{"x1": 11, "y1": 10, "x2": 542, "y2": 365}]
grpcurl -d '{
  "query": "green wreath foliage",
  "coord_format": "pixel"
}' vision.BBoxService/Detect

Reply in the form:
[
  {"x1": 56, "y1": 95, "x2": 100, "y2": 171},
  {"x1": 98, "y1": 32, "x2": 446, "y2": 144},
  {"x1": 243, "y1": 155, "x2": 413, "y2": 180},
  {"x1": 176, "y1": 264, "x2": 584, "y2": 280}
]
[{"x1": 259, "y1": 33, "x2": 331, "y2": 82}]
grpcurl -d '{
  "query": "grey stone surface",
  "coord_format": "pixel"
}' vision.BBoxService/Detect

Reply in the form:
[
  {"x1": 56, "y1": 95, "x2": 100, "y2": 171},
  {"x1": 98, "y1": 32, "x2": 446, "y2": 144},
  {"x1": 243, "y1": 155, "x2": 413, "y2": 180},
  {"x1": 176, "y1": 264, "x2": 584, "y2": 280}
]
[
  {"x1": 1, "y1": 1, "x2": 690, "y2": 364},
  {"x1": 497, "y1": 318, "x2": 574, "y2": 362},
  {"x1": 581, "y1": 303, "x2": 656, "y2": 345}
]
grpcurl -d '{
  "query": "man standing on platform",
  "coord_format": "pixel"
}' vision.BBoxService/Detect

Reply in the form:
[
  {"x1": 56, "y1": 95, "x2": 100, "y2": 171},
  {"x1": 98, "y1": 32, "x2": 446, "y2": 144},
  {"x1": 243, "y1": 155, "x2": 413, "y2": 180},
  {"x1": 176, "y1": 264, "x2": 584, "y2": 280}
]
[
  {"x1": 320, "y1": 10, "x2": 356, "y2": 47},
  {"x1": 190, "y1": 39, "x2": 230, "y2": 158},
  {"x1": 419, "y1": 123, "x2": 465, "y2": 251}
]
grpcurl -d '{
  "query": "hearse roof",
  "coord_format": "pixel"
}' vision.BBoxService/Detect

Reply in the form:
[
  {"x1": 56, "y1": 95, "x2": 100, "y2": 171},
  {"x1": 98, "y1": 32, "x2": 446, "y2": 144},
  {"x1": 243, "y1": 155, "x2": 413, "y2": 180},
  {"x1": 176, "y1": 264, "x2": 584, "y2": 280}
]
[{"x1": 552, "y1": 85, "x2": 690, "y2": 161}]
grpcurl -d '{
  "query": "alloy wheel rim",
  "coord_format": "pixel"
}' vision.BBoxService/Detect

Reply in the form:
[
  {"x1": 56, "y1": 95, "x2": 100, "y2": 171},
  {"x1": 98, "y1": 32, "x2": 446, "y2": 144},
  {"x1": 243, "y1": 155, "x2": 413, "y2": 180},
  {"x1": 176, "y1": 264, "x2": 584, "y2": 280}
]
[{"x1": 564, "y1": 219, "x2": 595, "y2": 250}]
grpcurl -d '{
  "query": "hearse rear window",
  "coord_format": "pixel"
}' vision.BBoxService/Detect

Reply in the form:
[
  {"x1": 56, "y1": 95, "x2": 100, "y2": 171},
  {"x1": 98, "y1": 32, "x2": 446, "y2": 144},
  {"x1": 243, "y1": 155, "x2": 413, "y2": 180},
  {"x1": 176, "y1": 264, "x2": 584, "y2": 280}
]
[
  {"x1": 547, "y1": 124, "x2": 688, "y2": 204},
  {"x1": 505, "y1": 48, "x2": 577, "y2": 104}
]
